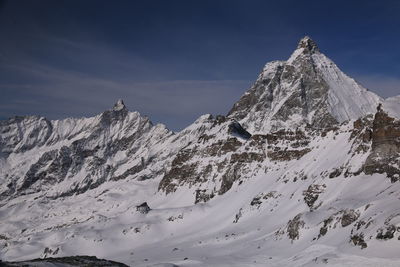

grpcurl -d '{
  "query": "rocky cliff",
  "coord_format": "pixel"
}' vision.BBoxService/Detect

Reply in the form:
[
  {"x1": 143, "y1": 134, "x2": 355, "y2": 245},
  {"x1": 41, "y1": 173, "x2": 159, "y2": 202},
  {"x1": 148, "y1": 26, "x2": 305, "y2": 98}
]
[{"x1": 1, "y1": 37, "x2": 400, "y2": 267}]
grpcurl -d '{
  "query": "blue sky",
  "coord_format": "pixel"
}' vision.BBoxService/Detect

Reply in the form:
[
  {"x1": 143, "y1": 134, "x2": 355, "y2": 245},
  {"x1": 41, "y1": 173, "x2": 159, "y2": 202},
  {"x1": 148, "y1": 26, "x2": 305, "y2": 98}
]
[{"x1": 1, "y1": 0, "x2": 399, "y2": 130}]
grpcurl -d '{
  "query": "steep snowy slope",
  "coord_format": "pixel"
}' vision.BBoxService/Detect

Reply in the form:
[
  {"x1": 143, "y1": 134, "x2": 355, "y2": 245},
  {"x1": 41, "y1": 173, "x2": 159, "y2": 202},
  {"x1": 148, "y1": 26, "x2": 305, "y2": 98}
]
[
  {"x1": 0, "y1": 100, "x2": 181, "y2": 200},
  {"x1": 228, "y1": 36, "x2": 381, "y2": 133},
  {"x1": 1, "y1": 114, "x2": 400, "y2": 267},
  {"x1": 1, "y1": 37, "x2": 400, "y2": 267}
]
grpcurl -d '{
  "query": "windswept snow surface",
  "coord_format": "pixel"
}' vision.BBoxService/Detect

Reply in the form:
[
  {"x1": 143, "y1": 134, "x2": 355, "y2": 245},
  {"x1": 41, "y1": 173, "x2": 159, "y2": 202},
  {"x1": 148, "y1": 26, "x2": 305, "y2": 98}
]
[
  {"x1": 292, "y1": 36, "x2": 382, "y2": 123},
  {"x1": 310, "y1": 52, "x2": 382, "y2": 122},
  {"x1": 1, "y1": 122, "x2": 400, "y2": 266},
  {"x1": 228, "y1": 36, "x2": 381, "y2": 133},
  {"x1": 1, "y1": 37, "x2": 400, "y2": 267}
]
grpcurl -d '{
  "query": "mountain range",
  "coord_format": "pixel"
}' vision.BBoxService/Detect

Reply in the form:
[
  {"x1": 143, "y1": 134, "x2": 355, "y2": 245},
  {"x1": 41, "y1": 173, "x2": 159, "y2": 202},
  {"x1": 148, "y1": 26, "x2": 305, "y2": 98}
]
[{"x1": 1, "y1": 36, "x2": 400, "y2": 267}]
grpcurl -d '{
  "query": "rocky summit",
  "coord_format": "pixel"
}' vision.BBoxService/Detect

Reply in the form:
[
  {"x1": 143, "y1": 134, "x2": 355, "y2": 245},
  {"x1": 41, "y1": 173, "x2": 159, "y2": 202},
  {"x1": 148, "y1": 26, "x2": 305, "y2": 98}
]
[
  {"x1": 1, "y1": 37, "x2": 400, "y2": 267},
  {"x1": 228, "y1": 36, "x2": 381, "y2": 133}
]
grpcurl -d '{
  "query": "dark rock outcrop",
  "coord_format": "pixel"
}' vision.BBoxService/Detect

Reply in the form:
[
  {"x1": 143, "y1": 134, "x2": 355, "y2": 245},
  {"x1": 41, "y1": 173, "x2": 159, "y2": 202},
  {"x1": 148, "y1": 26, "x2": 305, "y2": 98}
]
[
  {"x1": 350, "y1": 233, "x2": 367, "y2": 249},
  {"x1": 2, "y1": 255, "x2": 129, "y2": 267},
  {"x1": 287, "y1": 214, "x2": 305, "y2": 241},
  {"x1": 364, "y1": 108, "x2": 400, "y2": 182},
  {"x1": 228, "y1": 121, "x2": 252, "y2": 140},
  {"x1": 303, "y1": 184, "x2": 326, "y2": 210},
  {"x1": 136, "y1": 202, "x2": 151, "y2": 214},
  {"x1": 158, "y1": 118, "x2": 260, "y2": 199},
  {"x1": 227, "y1": 37, "x2": 341, "y2": 133},
  {"x1": 341, "y1": 209, "x2": 360, "y2": 227},
  {"x1": 376, "y1": 225, "x2": 397, "y2": 240},
  {"x1": 266, "y1": 129, "x2": 311, "y2": 161}
]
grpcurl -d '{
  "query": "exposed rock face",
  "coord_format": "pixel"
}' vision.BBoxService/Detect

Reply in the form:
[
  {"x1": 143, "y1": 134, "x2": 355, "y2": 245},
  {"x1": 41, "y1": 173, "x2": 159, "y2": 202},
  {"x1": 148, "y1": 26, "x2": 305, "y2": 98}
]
[
  {"x1": 364, "y1": 107, "x2": 400, "y2": 181},
  {"x1": 318, "y1": 217, "x2": 333, "y2": 238},
  {"x1": 266, "y1": 129, "x2": 311, "y2": 161},
  {"x1": 376, "y1": 225, "x2": 397, "y2": 240},
  {"x1": 287, "y1": 214, "x2": 305, "y2": 241},
  {"x1": 112, "y1": 99, "x2": 126, "y2": 111},
  {"x1": 158, "y1": 116, "x2": 263, "y2": 199},
  {"x1": 0, "y1": 100, "x2": 177, "y2": 200},
  {"x1": 0, "y1": 37, "x2": 385, "y2": 206},
  {"x1": 303, "y1": 184, "x2": 326, "y2": 210},
  {"x1": 158, "y1": 109, "x2": 316, "y2": 200},
  {"x1": 136, "y1": 202, "x2": 151, "y2": 214},
  {"x1": 227, "y1": 36, "x2": 380, "y2": 133},
  {"x1": 1, "y1": 37, "x2": 400, "y2": 265},
  {"x1": 349, "y1": 115, "x2": 374, "y2": 154},
  {"x1": 318, "y1": 209, "x2": 360, "y2": 239},
  {"x1": 158, "y1": 119, "x2": 315, "y2": 201},
  {"x1": 297, "y1": 35, "x2": 319, "y2": 52},
  {"x1": 195, "y1": 189, "x2": 215, "y2": 204},
  {"x1": 228, "y1": 121, "x2": 252, "y2": 139},
  {"x1": 350, "y1": 233, "x2": 367, "y2": 249},
  {"x1": 0, "y1": 116, "x2": 53, "y2": 154},
  {"x1": 341, "y1": 209, "x2": 360, "y2": 227},
  {"x1": 2, "y1": 256, "x2": 129, "y2": 267}
]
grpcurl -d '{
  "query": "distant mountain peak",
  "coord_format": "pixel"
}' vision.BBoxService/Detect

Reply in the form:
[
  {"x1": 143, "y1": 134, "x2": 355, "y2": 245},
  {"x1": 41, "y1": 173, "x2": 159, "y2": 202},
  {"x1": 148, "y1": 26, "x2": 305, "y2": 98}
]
[
  {"x1": 113, "y1": 99, "x2": 126, "y2": 111},
  {"x1": 297, "y1": 36, "x2": 319, "y2": 53}
]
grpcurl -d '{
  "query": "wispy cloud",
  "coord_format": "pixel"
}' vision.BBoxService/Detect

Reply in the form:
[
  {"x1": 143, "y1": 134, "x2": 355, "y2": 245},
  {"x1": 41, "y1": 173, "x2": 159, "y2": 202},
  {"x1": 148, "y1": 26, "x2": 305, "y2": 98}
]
[
  {"x1": 0, "y1": 57, "x2": 250, "y2": 130},
  {"x1": 6, "y1": 32, "x2": 399, "y2": 132},
  {"x1": 0, "y1": 34, "x2": 254, "y2": 130}
]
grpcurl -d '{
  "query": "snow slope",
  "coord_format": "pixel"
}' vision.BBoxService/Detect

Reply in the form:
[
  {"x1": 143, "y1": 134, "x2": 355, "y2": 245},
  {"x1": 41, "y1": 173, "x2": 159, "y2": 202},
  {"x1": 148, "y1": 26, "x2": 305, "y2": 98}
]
[
  {"x1": 1, "y1": 122, "x2": 400, "y2": 267},
  {"x1": 310, "y1": 50, "x2": 381, "y2": 122},
  {"x1": 228, "y1": 36, "x2": 381, "y2": 133},
  {"x1": 1, "y1": 37, "x2": 400, "y2": 267}
]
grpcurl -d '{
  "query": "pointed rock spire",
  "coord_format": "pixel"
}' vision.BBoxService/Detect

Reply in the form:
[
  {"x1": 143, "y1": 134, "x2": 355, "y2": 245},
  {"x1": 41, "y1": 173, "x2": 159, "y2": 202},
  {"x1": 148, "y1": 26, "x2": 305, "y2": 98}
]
[
  {"x1": 297, "y1": 36, "x2": 319, "y2": 53},
  {"x1": 228, "y1": 35, "x2": 381, "y2": 133},
  {"x1": 113, "y1": 99, "x2": 126, "y2": 111},
  {"x1": 101, "y1": 99, "x2": 128, "y2": 124}
]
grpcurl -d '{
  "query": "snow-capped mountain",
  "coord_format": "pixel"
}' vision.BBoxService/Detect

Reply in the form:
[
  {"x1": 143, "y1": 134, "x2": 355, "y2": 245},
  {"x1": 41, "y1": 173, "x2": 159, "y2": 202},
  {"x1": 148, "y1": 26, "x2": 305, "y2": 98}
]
[
  {"x1": 1, "y1": 37, "x2": 400, "y2": 267},
  {"x1": 0, "y1": 100, "x2": 178, "y2": 200},
  {"x1": 228, "y1": 36, "x2": 382, "y2": 133}
]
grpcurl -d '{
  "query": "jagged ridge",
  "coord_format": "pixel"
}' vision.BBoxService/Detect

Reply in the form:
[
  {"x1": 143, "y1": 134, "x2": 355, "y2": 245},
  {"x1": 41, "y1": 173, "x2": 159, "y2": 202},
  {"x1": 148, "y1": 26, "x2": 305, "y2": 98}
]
[
  {"x1": 0, "y1": 37, "x2": 400, "y2": 267},
  {"x1": 228, "y1": 36, "x2": 382, "y2": 133}
]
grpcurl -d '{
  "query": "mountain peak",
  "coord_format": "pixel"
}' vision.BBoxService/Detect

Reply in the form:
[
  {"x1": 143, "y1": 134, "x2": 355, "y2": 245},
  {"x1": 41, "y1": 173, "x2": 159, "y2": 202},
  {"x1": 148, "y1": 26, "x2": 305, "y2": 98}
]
[
  {"x1": 113, "y1": 99, "x2": 126, "y2": 111},
  {"x1": 228, "y1": 36, "x2": 381, "y2": 133},
  {"x1": 297, "y1": 36, "x2": 319, "y2": 53}
]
